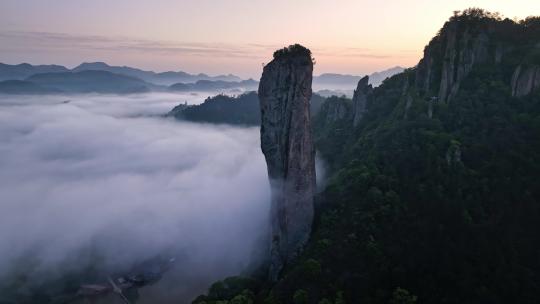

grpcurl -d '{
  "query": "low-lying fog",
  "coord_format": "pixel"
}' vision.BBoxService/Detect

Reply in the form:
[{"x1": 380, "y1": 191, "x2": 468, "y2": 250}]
[{"x1": 0, "y1": 92, "x2": 270, "y2": 303}]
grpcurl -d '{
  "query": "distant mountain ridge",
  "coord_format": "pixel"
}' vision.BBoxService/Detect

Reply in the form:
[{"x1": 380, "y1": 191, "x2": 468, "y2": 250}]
[
  {"x1": 0, "y1": 61, "x2": 243, "y2": 86},
  {"x1": 0, "y1": 62, "x2": 405, "y2": 95},
  {"x1": 0, "y1": 62, "x2": 255, "y2": 94},
  {"x1": 313, "y1": 66, "x2": 404, "y2": 90},
  {"x1": 72, "y1": 62, "x2": 243, "y2": 85},
  {"x1": 168, "y1": 79, "x2": 258, "y2": 92},
  {"x1": 0, "y1": 63, "x2": 69, "y2": 81},
  {"x1": 25, "y1": 70, "x2": 154, "y2": 94}
]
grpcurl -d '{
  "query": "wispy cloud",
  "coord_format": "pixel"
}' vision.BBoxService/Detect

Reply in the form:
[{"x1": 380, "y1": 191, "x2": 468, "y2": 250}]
[
  {"x1": 0, "y1": 30, "x2": 406, "y2": 60},
  {"x1": 0, "y1": 31, "x2": 267, "y2": 59}
]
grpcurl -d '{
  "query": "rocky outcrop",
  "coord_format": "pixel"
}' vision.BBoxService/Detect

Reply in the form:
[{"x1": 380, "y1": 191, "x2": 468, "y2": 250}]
[
  {"x1": 446, "y1": 141, "x2": 462, "y2": 167},
  {"x1": 416, "y1": 19, "x2": 491, "y2": 103},
  {"x1": 352, "y1": 76, "x2": 373, "y2": 126},
  {"x1": 258, "y1": 44, "x2": 316, "y2": 281},
  {"x1": 415, "y1": 45, "x2": 434, "y2": 96},
  {"x1": 401, "y1": 75, "x2": 414, "y2": 119},
  {"x1": 321, "y1": 97, "x2": 351, "y2": 125},
  {"x1": 404, "y1": 95, "x2": 413, "y2": 119},
  {"x1": 511, "y1": 65, "x2": 540, "y2": 97},
  {"x1": 314, "y1": 96, "x2": 353, "y2": 131}
]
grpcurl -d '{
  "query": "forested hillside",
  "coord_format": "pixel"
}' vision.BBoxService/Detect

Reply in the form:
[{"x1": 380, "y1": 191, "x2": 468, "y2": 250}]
[
  {"x1": 169, "y1": 92, "x2": 326, "y2": 125},
  {"x1": 193, "y1": 9, "x2": 540, "y2": 304}
]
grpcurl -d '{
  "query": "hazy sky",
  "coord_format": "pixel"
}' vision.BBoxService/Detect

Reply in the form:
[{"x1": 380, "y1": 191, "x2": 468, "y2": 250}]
[{"x1": 1, "y1": 0, "x2": 539, "y2": 77}]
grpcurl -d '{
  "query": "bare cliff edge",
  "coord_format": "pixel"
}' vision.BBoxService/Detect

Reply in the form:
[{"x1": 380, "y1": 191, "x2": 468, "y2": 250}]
[
  {"x1": 258, "y1": 44, "x2": 316, "y2": 281},
  {"x1": 415, "y1": 9, "x2": 540, "y2": 103}
]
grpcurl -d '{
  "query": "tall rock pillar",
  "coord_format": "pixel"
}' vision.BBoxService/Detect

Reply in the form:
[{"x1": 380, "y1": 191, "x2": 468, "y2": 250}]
[
  {"x1": 258, "y1": 45, "x2": 316, "y2": 281},
  {"x1": 352, "y1": 75, "x2": 373, "y2": 126}
]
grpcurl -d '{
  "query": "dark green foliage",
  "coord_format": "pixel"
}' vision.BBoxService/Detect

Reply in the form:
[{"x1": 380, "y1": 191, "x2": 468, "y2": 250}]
[
  {"x1": 264, "y1": 43, "x2": 540, "y2": 304},
  {"x1": 312, "y1": 96, "x2": 354, "y2": 170},
  {"x1": 273, "y1": 44, "x2": 312, "y2": 60},
  {"x1": 169, "y1": 92, "x2": 326, "y2": 126},
  {"x1": 192, "y1": 277, "x2": 259, "y2": 304},
  {"x1": 168, "y1": 79, "x2": 258, "y2": 92},
  {"x1": 450, "y1": 8, "x2": 503, "y2": 22},
  {"x1": 170, "y1": 92, "x2": 261, "y2": 125},
  {"x1": 389, "y1": 288, "x2": 417, "y2": 304},
  {"x1": 293, "y1": 290, "x2": 308, "y2": 304}
]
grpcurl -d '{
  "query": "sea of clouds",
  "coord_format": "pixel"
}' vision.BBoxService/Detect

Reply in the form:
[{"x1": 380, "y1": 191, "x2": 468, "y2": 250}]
[{"x1": 0, "y1": 93, "x2": 271, "y2": 302}]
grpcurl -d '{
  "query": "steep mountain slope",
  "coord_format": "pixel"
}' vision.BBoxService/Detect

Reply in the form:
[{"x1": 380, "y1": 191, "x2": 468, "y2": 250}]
[{"x1": 194, "y1": 9, "x2": 540, "y2": 304}]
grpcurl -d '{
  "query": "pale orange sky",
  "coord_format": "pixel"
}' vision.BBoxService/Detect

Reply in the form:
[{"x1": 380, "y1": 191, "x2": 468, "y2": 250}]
[{"x1": 1, "y1": 0, "x2": 539, "y2": 78}]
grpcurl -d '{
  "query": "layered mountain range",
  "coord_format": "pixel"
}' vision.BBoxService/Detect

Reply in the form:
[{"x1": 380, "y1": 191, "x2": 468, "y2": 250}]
[
  {"x1": 0, "y1": 61, "x2": 242, "y2": 84},
  {"x1": 0, "y1": 61, "x2": 402, "y2": 95},
  {"x1": 0, "y1": 62, "x2": 256, "y2": 94}
]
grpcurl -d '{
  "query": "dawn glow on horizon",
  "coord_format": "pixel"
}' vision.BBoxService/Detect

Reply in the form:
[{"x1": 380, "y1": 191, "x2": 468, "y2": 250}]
[{"x1": 1, "y1": 0, "x2": 539, "y2": 77}]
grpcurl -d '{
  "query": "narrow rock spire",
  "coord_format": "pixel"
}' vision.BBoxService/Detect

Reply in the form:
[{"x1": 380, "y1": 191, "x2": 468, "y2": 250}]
[
  {"x1": 352, "y1": 75, "x2": 373, "y2": 126},
  {"x1": 258, "y1": 44, "x2": 316, "y2": 281}
]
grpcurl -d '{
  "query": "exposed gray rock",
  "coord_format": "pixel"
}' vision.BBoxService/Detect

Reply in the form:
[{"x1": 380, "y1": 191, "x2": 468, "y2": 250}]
[
  {"x1": 495, "y1": 44, "x2": 504, "y2": 64},
  {"x1": 416, "y1": 20, "x2": 491, "y2": 103},
  {"x1": 258, "y1": 45, "x2": 316, "y2": 281},
  {"x1": 427, "y1": 96, "x2": 439, "y2": 119},
  {"x1": 404, "y1": 95, "x2": 413, "y2": 119},
  {"x1": 323, "y1": 98, "x2": 351, "y2": 124},
  {"x1": 439, "y1": 26, "x2": 489, "y2": 103},
  {"x1": 401, "y1": 76, "x2": 413, "y2": 120},
  {"x1": 415, "y1": 45, "x2": 434, "y2": 95},
  {"x1": 352, "y1": 76, "x2": 373, "y2": 126},
  {"x1": 511, "y1": 64, "x2": 540, "y2": 97},
  {"x1": 446, "y1": 142, "x2": 462, "y2": 167}
]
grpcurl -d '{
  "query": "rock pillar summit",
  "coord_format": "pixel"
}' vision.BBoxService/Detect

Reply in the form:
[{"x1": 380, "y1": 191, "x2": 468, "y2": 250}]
[{"x1": 258, "y1": 44, "x2": 316, "y2": 281}]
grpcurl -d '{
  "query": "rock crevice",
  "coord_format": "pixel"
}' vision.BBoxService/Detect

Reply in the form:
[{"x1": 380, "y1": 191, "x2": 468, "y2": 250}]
[{"x1": 511, "y1": 64, "x2": 540, "y2": 97}]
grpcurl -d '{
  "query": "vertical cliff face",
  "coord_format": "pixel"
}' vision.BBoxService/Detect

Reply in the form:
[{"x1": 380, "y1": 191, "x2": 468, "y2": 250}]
[
  {"x1": 258, "y1": 45, "x2": 316, "y2": 280},
  {"x1": 442, "y1": 27, "x2": 489, "y2": 103},
  {"x1": 352, "y1": 76, "x2": 373, "y2": 126},
  {"x1": 413, "y1": 12, "x2": 540, "y2": 105},
  {"x1": 415, "y1": 17, "x2": 492, "y2": 103},
  {"x1": 322, "y1": 98, "x2": 351, "y2": 124},
  {"x1": 511, "y1": 64, "x2": 540, "y2": 97}
]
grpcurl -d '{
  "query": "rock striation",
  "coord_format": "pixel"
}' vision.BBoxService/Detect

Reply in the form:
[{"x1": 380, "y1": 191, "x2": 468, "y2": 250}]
[
  {"x1": 352, "y1": 76, "x2": 373, "y2": 126},
  {"x1": 416, "y1": 19, "x2": 491, "y2": 103},
  {"x1": 258, "y1": 44, "x2": 317, "y2": 281},
  {"x1": 511, "y1": 64, "x2": 540, "y2": 97},
  {"x1": 413, "y1": 10, "x2": 540, "y2": 105},
  {"x1": 321, "y1": 97, "x2": 351, "y2": 125}
]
